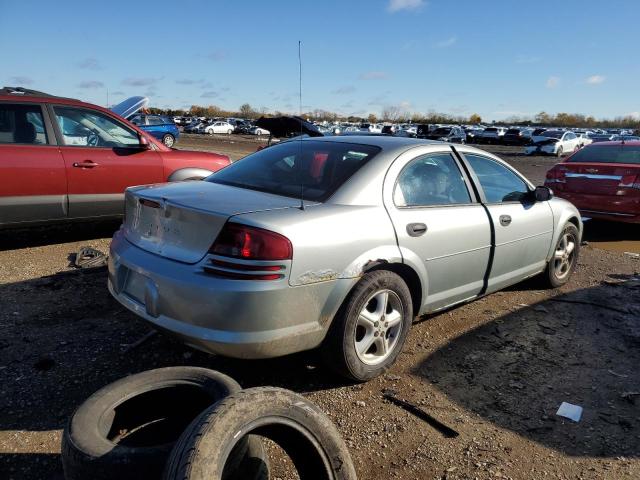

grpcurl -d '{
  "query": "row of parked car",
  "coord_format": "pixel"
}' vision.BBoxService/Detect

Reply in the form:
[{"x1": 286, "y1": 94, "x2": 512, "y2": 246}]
[{"x1": 179, "y1": 117, "x2": 270, "y2": 136}]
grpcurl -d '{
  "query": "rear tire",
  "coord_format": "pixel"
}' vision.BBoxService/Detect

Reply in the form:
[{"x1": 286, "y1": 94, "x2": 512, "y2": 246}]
[
  {"x1": 162, "y1": 134, "x2": 175, "y2": 147},
  {"x1": 61, "y1": 367, "x2": 243, "y2": 480},
  {"x1": 542, "y1": 223, "x2": 580, "y2": 288},
  {"x1": 321, "y1": 270, "x2": 413, "y2": 382}
]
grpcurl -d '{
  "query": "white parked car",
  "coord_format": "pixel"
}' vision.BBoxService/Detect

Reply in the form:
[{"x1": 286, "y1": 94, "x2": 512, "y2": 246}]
[
  {"x1": 524, "y1": 130, "x2": 581, "y2": 157},
  {"x1": 479, "y1": 127, "x2": 507, "y2": 143},
  {"x1": 205, "y1": 121, "x2": 234, "y2": 135},
  {"x1": 250, "y1": 126, "x2": 270, "y2": 136},
  {"x1": 575, "y1": 133, "x2": 594, "y2": 148}
]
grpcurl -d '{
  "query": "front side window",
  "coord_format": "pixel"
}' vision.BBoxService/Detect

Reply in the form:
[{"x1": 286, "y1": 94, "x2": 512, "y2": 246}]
[
  {"x1": 54, "y1": 106, "x2": 140, "y2": 148},
  {"x1": 207, "y1": 140, "x2": 380, "y2": 202},
  {"x1": 465, "y1": 154, "x2": 529, "y2": 203},
  {"x1": 0, "y1": 103, "x2": 48, "y2": 145},
  {"x1": 395, "y1": 153, "x2": 471, "y2": 207}
]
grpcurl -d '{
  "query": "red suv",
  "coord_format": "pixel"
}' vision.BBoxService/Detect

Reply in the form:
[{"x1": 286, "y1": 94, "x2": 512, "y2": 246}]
[{"x1": 0, "y1": 87, "x2": 230, "y2": 228}]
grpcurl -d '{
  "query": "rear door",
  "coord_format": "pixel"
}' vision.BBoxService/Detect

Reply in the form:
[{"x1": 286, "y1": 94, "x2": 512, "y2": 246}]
[
  {"x1": 460, "y1": 151, "x2": 554, "y2": 292},
  {"x1": 0, "y1": 101, "x2": 67, "y2": 225},
  {"x1": 385, "y1": 147, "x2": 492, "y2": 312},
  {"x1": 50, "y1": 105, "x2": 163, "y2": 219}
]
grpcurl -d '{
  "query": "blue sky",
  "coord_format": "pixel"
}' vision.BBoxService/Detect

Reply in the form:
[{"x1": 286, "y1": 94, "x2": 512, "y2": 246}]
[{"x1": 1, "y1": 0, "x2": 637, "y2": 121}]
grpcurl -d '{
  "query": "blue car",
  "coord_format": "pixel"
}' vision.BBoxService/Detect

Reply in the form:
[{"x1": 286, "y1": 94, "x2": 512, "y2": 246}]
[{"x1": 129, "y1": 114, "x2": 179, "y2": 147}]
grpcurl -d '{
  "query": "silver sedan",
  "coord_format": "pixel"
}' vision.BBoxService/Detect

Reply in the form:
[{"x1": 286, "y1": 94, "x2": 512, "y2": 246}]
[{"x1": 108, "y1": 136, "x2": 582, "y2": 381}]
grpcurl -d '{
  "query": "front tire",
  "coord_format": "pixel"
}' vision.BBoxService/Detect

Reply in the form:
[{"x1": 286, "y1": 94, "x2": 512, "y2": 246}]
[
  {"x1": 556, "y1": 146, "x2": 564, "y2": 157},
  {"x1": 162, "y1": 134, "x2": 175, "y2": 147},
  {"x1": 321, "y1": 270, "x2": 412, "y2": 382},
  {"x1": 542, "y1": 223, "x2": 580, "y2": 288}
]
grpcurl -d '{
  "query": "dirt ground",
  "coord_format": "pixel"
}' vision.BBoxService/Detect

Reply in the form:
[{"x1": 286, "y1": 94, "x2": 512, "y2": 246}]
[{"x1": 1, "y1": 136, "x2": 639, "y2": 480}]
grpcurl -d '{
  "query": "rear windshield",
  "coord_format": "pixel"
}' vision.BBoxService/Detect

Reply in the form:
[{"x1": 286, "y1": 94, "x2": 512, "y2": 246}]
[
  {"x1": 206, "y1": 140, "x2": 381, "y2": 202},
  {"x1": 567, "y1": 144, "x2": 640, "y2": 164},
  {"x1": 541, "y1": 131, "x2": 563, "y2": 139}
]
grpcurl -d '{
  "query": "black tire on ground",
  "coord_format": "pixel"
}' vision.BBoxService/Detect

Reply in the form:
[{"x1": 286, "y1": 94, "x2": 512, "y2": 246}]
[
  {"x1": 162, "y1": 134, "x2": 175, "y2": 147},
  {"x1": 321, "y1": 270, "x2": 413, "y2": 382},
  {"x1": 61, "y1": 367, "x2": 252, "y2": 480},
  {"x1": 542, "y1": 223, "x2": 580, "y2": 288},
  {"x1": 164, "y1": 387, "x2": 357, "y2": 480}
]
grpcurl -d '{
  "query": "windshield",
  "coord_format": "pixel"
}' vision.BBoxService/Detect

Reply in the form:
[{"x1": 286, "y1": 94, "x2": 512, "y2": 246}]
[
  {"x1": 432, "y1": 127, "x2": 451, "y2": 135},
  {"x1": 540, "y1": 131, "x2": 563, "y2": 139},
  {"x1": 567, "y1": 144, "x2": 640, "y2": 164},
  {"x1": 206, "y1": 140, "x2": 381, "y2": 202}
]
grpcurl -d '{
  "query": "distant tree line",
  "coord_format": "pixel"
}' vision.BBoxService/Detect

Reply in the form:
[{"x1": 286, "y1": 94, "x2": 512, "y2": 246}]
[{"x1": 146, "y1": 103, "x2": 640, "y2": 129}]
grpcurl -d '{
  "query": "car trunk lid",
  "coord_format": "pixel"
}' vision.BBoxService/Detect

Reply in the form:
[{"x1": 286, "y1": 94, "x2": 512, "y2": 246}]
[
  {"x1": 123, "y1": 181, "x2": 306, "y2": 263},
  {"x1": 557, "y1": 162, "x2": 640, "y2": 195}
]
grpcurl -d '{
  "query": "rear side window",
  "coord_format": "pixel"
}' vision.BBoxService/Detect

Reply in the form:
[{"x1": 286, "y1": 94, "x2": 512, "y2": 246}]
[
  {"x1": 146, "y1": 116, "x2": 165, "y2": 126},
  {"x1": 568, "y1": 145, "x2": 640, "y2": 164},
  {"x1": 395, "y1": 153, "x2": 471, "y2": 207},
  {"x1": 0, "y1": 103, "x2": 48, "y2": 145},
  {"x1": 465, "y1": 154, "x2": 529, "y2": 203},
  {"x1": 207, "y1": 140, "x2": 381, "y2": 202}
]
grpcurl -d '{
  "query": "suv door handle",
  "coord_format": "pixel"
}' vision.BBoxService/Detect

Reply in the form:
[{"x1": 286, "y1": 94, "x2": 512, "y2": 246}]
[
  {"x1": 499, "y1": 215, "x2": 512, "y2": 226},
  {"x1": 73, "y1": 161, "x2": 99, "y2": 168},
  {"x1": 406, "y1": 223, "x2": 428, "y2": 237}
]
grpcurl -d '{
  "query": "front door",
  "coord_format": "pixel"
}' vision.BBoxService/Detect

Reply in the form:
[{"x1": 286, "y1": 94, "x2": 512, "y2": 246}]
[
  {"x1": 51, "y1": 105, "x2": 163, "y2": 218},
  {"x1": 461, "y1": 152, "x2": 554, "y2": 292},
  {"x1": 384, "y1": 148, "x2": 492, "y2": 313}
]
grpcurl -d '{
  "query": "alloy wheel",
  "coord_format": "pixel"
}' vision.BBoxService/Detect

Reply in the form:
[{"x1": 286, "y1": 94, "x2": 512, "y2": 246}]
[
  {"x1": 553, "y1": 232, "x2": 576, "y2": 280},
  {"x1": 354, "y1": 289, "x2": 403, "y2": 365}
]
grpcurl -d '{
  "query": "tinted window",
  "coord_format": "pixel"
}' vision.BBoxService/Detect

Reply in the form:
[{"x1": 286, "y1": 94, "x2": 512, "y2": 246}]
[
  {"x1": 432, "y1": 127, "x2": 452, "y2": 135},
  {"x1": 207, "y1": 140, "x2": 380, "y2": 202},
  {"x1": 54, "y1": 107, "x2": 140, "y2": 148},
  {"x1": 395, "y1": 153, "x2": 471, "y2": 207},
  {"x1": 564, "y1": 132, "x2": 576, "y2": 140},
  {"x1": 147, "y1": 116, "x2": 165, "y2": 126},
  {"x1": 0, "y1": 103, "x2": 48, "y2": 145},
  {"x1": 465, "y1": 154, "x2": 529, "y2": 203},
  {"x1": 567, "y1": 145, "x2": 640, "y2": 164}
]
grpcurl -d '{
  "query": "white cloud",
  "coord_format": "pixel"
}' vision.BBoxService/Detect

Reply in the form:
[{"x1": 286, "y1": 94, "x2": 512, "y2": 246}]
[
  {"x1": 435, "y1": 36, "x2": 457, "y2": 48},
  {"x1": 388, "y1": 0, "x2": 426, "y2": 13},
  {"x1": 359, "y1": 71, "x2": 388, "y2": 80},
  {"x1": 586, "y1": 75, "x2": 605, "y2": 85},
  {"x1": 546, "y1": 76, "x2": 560, "y2": 89},
  {"x1": 332, "y1": 85, "x2": 356, "y2": 95},
  {"x1": 515, "y1": 54, "x2": 541, "y2": 64}
]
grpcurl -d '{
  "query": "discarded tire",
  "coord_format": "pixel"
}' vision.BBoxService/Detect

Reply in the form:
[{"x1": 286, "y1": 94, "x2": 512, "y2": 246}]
[
  {"x1": 164, "y1": 387, "x2": 357, "y2": 480},
  {"x1": 61, "y1": 367, "x2": 258, "y2": 480}
]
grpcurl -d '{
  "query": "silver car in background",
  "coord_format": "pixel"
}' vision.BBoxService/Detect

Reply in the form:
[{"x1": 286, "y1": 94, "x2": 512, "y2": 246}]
[{"x1": 108, "y1": 136, "x2": 582, "y2": 381}]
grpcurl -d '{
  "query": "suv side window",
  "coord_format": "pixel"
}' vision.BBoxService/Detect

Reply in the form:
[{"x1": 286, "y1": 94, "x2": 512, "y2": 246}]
[
  {"x1": 0, "y1": 103, "x2": 49, "y2": 145},
  {"x1": 53, "y1": 106, "x2": 140, "y2": 148},
  {"x1": 395, "y1": 153, "x2": 472, "y2": 207},
  {"x1": 464, "y1": 153, "x2": 529, "y2": 203}
]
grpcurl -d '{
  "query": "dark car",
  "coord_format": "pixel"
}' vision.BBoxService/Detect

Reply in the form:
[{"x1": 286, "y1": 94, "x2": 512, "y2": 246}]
[
  {"x1": 0, "y1": 87, "x2": 230, "y2": 228},
  {"x1": 415, "y1": 124, "x2": 432, "y2": 139},
  {"x1": 129, "y1": 114, "x2": 180, "y2": 147},
  {"x1": 545, "y1": 141, "x2": 640, "y2": 223},
  {"x1": 425, "y1": 126, "x2": 466, "y2": 144},
  {"x1": 502, "y1": 128, "x2": 531, "y2": 146}
]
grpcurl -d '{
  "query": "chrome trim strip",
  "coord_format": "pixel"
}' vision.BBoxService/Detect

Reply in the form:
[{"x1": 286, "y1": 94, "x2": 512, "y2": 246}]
[{"x1": 565, "y1": 173, "x2": 622, "y2": 180}]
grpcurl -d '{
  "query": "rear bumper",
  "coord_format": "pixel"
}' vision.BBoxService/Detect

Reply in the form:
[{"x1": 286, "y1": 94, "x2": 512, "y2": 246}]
[
  {"x1": 108, "y1": 229, "x2": 354, "y2": 358},
  {"x1": 553, "y1": 191, "x2": 640, "y2": 223}
]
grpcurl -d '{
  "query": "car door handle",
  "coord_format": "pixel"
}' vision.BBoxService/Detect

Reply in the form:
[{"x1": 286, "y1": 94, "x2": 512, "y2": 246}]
[
  {"x1": 499, "y1": 215, "x2": 512, "y2": 226},
  {"x1": 73, "y1": 161, "x2": 99, "y2": 168},
  {"x1": 406, "y1": 223, "x2": 428, "y2": 237}
]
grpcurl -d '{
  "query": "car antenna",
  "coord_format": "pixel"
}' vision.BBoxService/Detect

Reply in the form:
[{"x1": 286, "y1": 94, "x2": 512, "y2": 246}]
[{"x1": 298, "y1": 40, "x2": 305, "y2": 211}]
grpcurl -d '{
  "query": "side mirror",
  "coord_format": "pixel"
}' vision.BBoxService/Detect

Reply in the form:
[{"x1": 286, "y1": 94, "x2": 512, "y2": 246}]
[
  {"x1": 534, "y1": 185, "x2": 553, "y2": 202},
  {"x1": 139, "y1": 135, "x2": 151, "y2": 150}
]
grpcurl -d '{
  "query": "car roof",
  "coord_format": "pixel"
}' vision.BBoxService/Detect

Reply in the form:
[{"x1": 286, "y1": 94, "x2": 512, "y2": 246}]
[
  {"x1": 588, "y1": 140, "x2": 640, "y2": 146},
  {"x1": 300, "y1": 134, "x2": 442, "y2": 149}
]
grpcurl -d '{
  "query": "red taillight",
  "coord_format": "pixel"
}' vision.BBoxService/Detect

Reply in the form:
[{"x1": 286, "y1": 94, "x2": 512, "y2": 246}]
[
  {"x1": 209, "y1": 223, "x2": 293, "y2": 260},
  {"x1": 545, "y1": 166, "x2": 566, "y2": 185}
]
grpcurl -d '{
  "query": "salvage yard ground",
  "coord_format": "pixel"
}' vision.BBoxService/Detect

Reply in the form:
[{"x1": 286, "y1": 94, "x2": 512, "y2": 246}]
[{"x1": 1, "y1": 137, "x2": 639, "y2": 480}]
